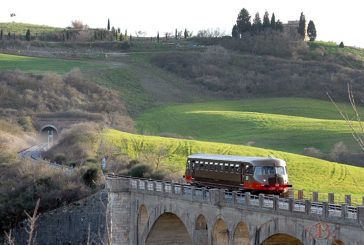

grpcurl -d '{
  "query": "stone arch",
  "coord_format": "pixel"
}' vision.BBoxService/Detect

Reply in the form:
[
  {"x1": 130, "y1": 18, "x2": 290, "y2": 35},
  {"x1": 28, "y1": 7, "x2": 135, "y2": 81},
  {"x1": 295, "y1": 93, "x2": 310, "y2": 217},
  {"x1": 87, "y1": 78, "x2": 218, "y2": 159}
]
[
  {"x1": 213, "y1": 218, "x2": 229, "y2": 245},
  {"x1": 194, "y1": 214, "x2": 208, "y2": 245},
  {"x1": 261, "y1": 233, "x2": 303, "y2": 245},
  {"x1": 137, "y1": 205, "x2": 148, "y2": 244},
  {"x1": 233, "y1": 222, "x2": 249, "y2": 245},
  {"x1": 40, "y1": 125, "x2": 58, "y2": 135},
  {"x1": 145, "y1": 212, "x2": 192, "y2": 245},
  {"x1": 331, "y1": 241, "x2": 345, "y2": 245}
]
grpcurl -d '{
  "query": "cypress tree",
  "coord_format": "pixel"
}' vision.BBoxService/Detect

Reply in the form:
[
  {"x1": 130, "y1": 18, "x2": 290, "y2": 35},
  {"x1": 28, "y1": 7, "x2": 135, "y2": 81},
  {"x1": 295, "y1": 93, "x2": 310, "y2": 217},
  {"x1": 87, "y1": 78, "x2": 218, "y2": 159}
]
[
  {"x1": 25, "y1": 29, "x2": 31, "y2": 41},
  {"x1": 107, "y1": 19, "x2": 110, "y2": 31},
  {"x1": 175, "y1": 28, "x2": 177, "y2": 39},
  {"x1": 0, "y1": 30, "x2": 2, "y2": 40},
  {"x1": 307, "y1": 20, "x2": 317, "y2": 41},
  {"x1": 276, "y1": 20, "x2": 284, "y2": 32},
  {"x1": 263, "y1": 11, "x2": 270, "y2": 29},
  {"x1": 8, "y1": 32, "x2": 11, "y2": 39},
  {"x1": 119, "y1": 33, "x2": 123, "y2": 41},
  {"x1": 270, "y1": 13, "x2": 276, "y2": 30},
  {"x1": 236, "y1": 8, "x2": 251, "y2": 36},
  {"x1": 339, "y1": 42, "x2": 344, "y2": 48},
  {"x1": 232, "y1": 24, "x2": 239, "y2": 38},
  {"x1": 298, "y1": 12, "x2": 306, "y2": 37},
  {"x1": 157, "y1": 32, "x2": 160, "y2": 42},
  {"x1": 125, "y1": 29, "x2": 128, "y2": 37},
  {"x1": 252, "y1": 12, "x2": 262, "y2": 34},
  {"x1": 184, "y1": 28, "x2": 188, "y2": 39}
]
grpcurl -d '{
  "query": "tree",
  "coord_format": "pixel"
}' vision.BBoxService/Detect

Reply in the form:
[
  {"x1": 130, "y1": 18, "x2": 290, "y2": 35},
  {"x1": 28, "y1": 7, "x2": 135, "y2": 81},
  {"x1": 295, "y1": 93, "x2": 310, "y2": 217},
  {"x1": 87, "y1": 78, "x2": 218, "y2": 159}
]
[
  {"x1": 263, "y1": 11, "x2": 270, "y2": 29},
  {"x1": 117, "y1": 27, "x2": 120, "y2": 33},
  {"x1": 71, "y1": 20, "x2": 87, "y2": 30},
  {"x1": 107, "y1": 19, "x2": 110, "y2": 31},
  {"x1": 276, "y1": 20, "x2": 284, "y2": 32},
  {"x1": 339, "y1": 42, "x2": 344, "y2": 48},
  {"x1": 252, "y1": 12, "x2": 262, "y2": 34},
  {"x1": 0, "y1": 30, "x2": 3, "y2": 40},
  {"x1": 270, "y1": 13, "x2": 276, "y2": 30},
  {"x1": 307, "y1": 20, "x2": 317, "y2": 41},
  {"x1": 298, "y1": 12, "x2": 306, "y2": 37},
  {"x1": 236, "y1": 8, "x2": 251, "y2": 36},
  {"x1": 7, "y1": 32, "x2": 10, "y2": 39},
  {"x1": 232, "y1": 24, "x2": 239, "y2": 38},
  {"x1": 184, "y1": 28, "x2": 188, "y2": 39},
  {"x1": 119, "y1": 33, "x2": 123, "y2": 41},
  {"x1": 25, "y1": 29, "x2": 30, "y2": 41},
  {"x1": 125, "y1": 29, "x2": 127, "y2": 37},
  {"x1": 157, "y1": 32, "x2": 160, "y2": 42},
  {"x1": 175, "y1": 28, "x2": 177, "y2": 39}
]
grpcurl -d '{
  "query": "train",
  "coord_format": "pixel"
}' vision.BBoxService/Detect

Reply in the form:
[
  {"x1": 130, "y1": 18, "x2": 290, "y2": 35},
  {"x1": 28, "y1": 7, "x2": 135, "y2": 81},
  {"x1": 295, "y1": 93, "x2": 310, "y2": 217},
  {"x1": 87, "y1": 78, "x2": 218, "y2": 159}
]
[{"x1": 184, "y1": 153, "x2": 292, "y2": 195}]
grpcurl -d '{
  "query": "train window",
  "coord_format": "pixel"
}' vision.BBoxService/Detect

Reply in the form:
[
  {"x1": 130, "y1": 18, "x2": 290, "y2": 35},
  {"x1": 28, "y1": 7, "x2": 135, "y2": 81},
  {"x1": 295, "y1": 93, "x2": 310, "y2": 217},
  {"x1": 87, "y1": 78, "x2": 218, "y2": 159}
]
[
  {"x1": 219, "y1": 163, "x2": 224, "y2": 171},
  {"x1": 205, "y1": 162, "x2": 209, "y2": 170},
  {"x1": 224, "y1": 163, "x2": 229, "y2": 172},
  {"x1": 247, "y1": 165, "x2": 254, "y2": 175},
  {"x1": 191, "y1": 161, "x2": 195, "y2": 169},
  {"x1": 254, "y1": 166, "x2": 262, "y2": 176},
  {"x1": 210, "y1": 162, "x2": 214, "y2": 170},
  {"x1": 214, "y1": 162, "x2": 218, "y2": 171},
  {"x1": 187, "y1": 160, "x2": 190, "y2": 169},
  {"x1": 276, "y1": 166, "x2": 285, "y2": 175},
  {"x1": 230, "y1": 164, "x2": 235, "y2": 173},
  {"x1": 200, "y1": 161, "x2": 204, "y2": 170},
  {"x1": 235, "y1": 164, "x2": 240, "y2": 173},
  {"x1": 263, "y1": 166, "x2": 275, "y2": 175}
]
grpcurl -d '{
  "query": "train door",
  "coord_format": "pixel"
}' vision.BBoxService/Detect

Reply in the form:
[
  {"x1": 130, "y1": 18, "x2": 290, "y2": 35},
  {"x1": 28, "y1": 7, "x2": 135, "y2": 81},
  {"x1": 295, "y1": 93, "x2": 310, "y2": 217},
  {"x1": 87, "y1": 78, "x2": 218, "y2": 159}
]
[{"x1": 243, "y1": 163, "x2": 254, "y2": 188}]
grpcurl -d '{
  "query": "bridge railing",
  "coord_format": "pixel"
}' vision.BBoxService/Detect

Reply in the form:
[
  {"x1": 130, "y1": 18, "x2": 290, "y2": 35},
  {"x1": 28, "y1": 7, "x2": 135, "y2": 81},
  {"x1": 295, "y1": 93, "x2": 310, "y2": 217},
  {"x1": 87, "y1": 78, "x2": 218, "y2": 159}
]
[{"x1": 108, "y1": 175, "x2": 364, "y2": 225}]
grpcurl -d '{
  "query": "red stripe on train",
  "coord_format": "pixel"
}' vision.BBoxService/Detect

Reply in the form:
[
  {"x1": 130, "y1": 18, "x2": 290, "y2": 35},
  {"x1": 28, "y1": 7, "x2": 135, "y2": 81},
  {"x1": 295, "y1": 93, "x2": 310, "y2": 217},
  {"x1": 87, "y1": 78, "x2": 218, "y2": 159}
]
[{"x1": 243, "y1": 182, "x2": 289, "y2": 191}]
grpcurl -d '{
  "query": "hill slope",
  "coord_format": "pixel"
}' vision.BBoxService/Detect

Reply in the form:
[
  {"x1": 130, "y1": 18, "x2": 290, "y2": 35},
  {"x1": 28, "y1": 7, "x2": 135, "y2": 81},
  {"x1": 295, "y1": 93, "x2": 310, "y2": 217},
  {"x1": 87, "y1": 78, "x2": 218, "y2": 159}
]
[
  {"x1": 137, "y1": 98, "x2": 364, "y2": 154},
  {"x1": 105, "y1": 129, "x2": 364, "y2": 196},
  {"x1": 0, "y1": 22, "x2": 62, "y2": 35}
]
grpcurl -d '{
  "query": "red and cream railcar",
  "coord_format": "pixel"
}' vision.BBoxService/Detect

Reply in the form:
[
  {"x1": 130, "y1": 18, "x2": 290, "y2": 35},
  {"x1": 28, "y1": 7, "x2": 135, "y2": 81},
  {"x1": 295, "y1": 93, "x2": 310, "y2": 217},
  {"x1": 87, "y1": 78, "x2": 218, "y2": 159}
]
[{"x1": 184, "y1": 154, "x2": 291, "y2": 195}]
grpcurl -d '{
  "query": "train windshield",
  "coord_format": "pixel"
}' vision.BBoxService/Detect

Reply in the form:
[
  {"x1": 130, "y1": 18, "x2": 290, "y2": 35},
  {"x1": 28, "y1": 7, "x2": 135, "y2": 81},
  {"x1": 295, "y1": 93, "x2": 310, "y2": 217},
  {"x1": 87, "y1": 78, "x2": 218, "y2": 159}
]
[{"x1": 255, "y1": 166, "x2": 286, "y2": 175}]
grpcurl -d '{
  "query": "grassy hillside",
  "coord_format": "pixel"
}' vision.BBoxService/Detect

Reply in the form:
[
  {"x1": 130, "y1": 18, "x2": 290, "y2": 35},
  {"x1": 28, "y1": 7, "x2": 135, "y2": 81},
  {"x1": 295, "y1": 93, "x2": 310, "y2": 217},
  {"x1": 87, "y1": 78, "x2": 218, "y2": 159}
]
[
  {"x1": 137, "y1": 98, "x2": 364, "y2": 154},
  {"x1": 0, "y1": 22, "x2": 62, "y2": 35},
  {"x1": 105, "y1": 129, "x2": 364, "y2": 196},
  {"x1": 0, "y1": 53, "x2": 105, "y2": 74}
]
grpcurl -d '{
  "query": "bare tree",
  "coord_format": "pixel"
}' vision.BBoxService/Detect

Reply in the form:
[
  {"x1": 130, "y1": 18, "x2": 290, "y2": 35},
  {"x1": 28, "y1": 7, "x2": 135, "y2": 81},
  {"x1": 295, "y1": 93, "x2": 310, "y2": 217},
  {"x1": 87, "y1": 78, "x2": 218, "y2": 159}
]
[
  {"x1": 328, "y1": 84, "x2": 364, "y2": 151},
  {"x1": 24, "y1": 199, "x2": 40, "y2": 245},
  {"x1": 71, "y1": 20, "x2": 88, "y2": 30}
]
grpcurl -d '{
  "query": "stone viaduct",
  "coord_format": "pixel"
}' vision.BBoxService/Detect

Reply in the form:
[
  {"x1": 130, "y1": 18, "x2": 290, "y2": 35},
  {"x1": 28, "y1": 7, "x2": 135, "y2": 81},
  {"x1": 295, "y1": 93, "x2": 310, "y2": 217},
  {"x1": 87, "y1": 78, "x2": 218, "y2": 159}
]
[{"x1": 107, "y1": 175, "x2": 364, "y2": 245}]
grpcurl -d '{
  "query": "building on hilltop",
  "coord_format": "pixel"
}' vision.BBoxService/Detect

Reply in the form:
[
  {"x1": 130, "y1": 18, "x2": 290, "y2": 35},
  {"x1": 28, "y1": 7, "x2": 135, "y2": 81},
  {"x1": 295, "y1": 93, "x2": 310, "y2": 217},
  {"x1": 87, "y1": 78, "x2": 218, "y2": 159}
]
[{"x1": 283, "y1": 20, "x2": 308, "y2": 41}]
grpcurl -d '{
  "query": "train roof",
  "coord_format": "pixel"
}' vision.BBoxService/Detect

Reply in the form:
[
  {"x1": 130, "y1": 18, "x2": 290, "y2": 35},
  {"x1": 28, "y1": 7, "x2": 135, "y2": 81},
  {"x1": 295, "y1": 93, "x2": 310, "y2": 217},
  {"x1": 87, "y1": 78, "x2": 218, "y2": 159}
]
[{"x1": 187, "y1": 153, "x2": 285, "y2": 165}]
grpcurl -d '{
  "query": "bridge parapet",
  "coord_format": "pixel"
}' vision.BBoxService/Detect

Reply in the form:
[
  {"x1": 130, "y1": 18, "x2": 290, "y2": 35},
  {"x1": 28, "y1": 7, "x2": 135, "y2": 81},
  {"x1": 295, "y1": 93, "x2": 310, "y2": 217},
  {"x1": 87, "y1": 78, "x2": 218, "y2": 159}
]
[{"x1": 107, "y1": 175, "x2": 364, "y2": 227}]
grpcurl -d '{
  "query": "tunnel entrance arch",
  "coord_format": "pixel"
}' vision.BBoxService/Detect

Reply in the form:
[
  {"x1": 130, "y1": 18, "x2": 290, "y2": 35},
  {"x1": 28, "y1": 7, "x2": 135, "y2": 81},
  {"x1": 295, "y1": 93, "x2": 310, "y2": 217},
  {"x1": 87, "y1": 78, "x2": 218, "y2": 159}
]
[
  {"x1": 145, "y1": 212, "x2": 192, "y2": 245},
  {"x1": 40, "y1": 125, "x2": 58, "y2": 136},
  {"x1": 261, "y1": 233, "x2": 303, "y2": 245}
]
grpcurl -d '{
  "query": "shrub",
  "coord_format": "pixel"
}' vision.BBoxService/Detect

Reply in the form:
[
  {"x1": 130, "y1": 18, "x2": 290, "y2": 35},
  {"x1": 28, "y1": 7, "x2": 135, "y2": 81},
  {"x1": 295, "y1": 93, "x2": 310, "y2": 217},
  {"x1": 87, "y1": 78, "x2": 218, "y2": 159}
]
[
  {"x1": 82, "y1": 167, "x2": 100, "y2": 187},
  {"x1": 54, "y1": 154, "x2": 66, "y2": 165},
  {"x1": 129, "y1": 164, "x2": 151, "y2": 178}
]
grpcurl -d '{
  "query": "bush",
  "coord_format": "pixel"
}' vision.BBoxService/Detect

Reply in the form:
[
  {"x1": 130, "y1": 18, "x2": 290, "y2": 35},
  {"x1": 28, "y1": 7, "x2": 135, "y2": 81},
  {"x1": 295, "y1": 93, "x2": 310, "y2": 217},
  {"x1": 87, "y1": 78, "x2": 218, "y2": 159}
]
[
  {"x1": 129, "y1": 164, "x2": 151, "y2": 178},
  {"x1": 54, "y1": 154, "x2": 66, "y2": 165},
  {"x1": 82, "y1": 167, "x2": 100, "y2": 187}
]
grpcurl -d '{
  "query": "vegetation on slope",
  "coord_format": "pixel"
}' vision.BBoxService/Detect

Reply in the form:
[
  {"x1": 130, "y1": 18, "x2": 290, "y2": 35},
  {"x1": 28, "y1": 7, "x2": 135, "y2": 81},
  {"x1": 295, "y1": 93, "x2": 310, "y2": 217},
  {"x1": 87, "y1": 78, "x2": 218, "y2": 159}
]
[
  {"x1": 0, "y1": 53, "x2": 104, "y2": 74},
  {"x1": 0, "y1": 69, "x2": 134, "y2": 131},
  {"x1": 105, "y1": 129, "x2": 364, "y2": 196},
  {"x1": 137, "y1": 98, "x2": 364, "y2": 155},
  {"x1": 0, "y1": 22, "x2": 62, "y2": 35}
]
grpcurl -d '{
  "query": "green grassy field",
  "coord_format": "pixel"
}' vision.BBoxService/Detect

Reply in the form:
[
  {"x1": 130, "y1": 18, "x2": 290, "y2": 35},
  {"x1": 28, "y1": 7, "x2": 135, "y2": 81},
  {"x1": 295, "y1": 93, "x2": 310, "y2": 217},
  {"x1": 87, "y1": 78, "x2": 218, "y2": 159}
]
[
  {"x1": 137, "y1": 98, "x2": 364, "y2": 154},
  {"x1": 0, "y1": 22, "x2": 62, "y2": 35},
  {"x1": 0, "y1": 53, "x2": 105, "y2": 74},
  {"x1": 105, "y1": 129, "x2": 364, "y2": 196}
]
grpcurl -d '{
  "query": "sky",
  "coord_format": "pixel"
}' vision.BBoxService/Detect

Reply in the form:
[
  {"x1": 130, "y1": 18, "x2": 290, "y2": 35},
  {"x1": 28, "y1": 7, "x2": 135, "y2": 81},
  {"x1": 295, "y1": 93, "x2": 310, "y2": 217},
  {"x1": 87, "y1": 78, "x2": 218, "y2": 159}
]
[{"x1": 1, "y1": 0, "x2": 364, "y2": 47}]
